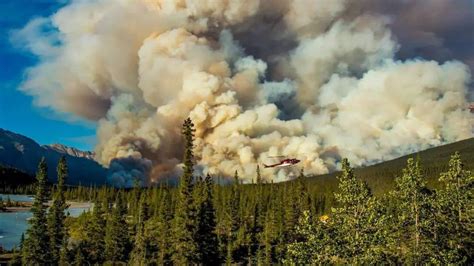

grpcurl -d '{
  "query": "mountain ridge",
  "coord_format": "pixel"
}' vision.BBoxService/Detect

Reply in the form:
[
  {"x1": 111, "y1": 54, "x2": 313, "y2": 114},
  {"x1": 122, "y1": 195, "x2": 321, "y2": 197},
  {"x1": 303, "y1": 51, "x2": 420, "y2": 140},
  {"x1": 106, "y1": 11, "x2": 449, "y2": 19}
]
[
  {"x1": 43, "y1": 143, "x2": 95, "y2": 160},
  {"x1": 0, "y1": 128, "x2": 106, "y2": 186}
]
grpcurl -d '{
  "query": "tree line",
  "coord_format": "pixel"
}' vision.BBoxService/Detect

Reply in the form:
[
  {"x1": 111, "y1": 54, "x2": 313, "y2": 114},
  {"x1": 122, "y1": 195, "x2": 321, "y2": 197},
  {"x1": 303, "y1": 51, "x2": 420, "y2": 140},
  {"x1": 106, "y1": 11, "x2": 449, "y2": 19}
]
[{"x1": 11, "y1": 118, "x2": 473, "y2": 265}]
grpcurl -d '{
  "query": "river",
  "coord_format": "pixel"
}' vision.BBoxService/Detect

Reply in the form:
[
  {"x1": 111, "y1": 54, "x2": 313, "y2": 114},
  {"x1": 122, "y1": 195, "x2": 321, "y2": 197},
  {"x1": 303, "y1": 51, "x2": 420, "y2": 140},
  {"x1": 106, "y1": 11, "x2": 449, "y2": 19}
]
[{"x1": 0, "y1": 194, "x2": 91, "y2": 250}]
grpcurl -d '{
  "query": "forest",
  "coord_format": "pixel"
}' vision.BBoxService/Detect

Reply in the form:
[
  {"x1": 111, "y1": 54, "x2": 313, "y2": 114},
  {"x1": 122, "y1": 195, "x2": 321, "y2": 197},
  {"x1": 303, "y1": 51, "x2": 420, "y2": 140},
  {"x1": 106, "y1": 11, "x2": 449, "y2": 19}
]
[{"x1": 3, "y1": 118, "x2": 473, "y2": 265}]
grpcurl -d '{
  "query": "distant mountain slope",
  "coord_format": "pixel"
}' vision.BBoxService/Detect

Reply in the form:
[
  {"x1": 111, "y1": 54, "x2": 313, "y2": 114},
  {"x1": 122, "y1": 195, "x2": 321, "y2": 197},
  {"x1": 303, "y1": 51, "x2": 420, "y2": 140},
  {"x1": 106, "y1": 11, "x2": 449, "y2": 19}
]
[
  {"x1": 306, "y1": 137, "x2": 474, "y2": 197},
  {"x1": 0, "y1": 128, "x2": 106, "y2": 185},
  {"x1": 44, "y1": 143, "x2": 95, "y2": 160}
]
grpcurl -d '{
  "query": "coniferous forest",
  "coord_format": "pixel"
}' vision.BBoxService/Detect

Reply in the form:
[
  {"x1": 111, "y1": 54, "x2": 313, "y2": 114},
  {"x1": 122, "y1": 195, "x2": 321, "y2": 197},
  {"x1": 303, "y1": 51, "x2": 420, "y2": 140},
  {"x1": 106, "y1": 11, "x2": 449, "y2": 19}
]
[{"x1": 5, "y1": 118, "x2": 474, "y2": 265}]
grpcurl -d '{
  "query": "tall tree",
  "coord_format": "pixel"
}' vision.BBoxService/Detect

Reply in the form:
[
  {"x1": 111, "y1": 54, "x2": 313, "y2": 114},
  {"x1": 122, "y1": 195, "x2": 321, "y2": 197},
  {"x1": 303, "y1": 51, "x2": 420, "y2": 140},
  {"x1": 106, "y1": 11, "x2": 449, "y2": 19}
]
[
  {"x1": 84, "y1": 200, "x2": 106, "y2": 264},
  {"x1": 105, "y1": 194, "x2": 129, "y2": 263},
  {"x1": 48, "y1": 156, "x2": 69, "y2": 264},
  {"x1": 392, "y1": 157, "x2": 433, "y2": 263},
  {"x1": 145, "y1": 188, "x2": 172, "y2": 264},
  {"x1": 195, "y1": 174, "x2": 219, "y2": 264},
  {"x1": 333, "y1": 158, "x2": 393, "y2": 263},
  {"x1": 73, "y1": 243, "x2": 86, "y2": 266},
  {"x1": 434, "y1": 152, "x2": 474, "y2": 263},
  {"x1": 22, "y1": 158, "x2": 52, "y2": 264},
  {"x1": 256, "y1": 165, "x2": 262, "y2": 184},
  {"x1": 226, "y1": 170, "x2": 242, "y2": 263},
  {"x1": 171, "y1": 117, "x2": 198, "y2": 264},
  {"x1": 130, "y1": 193, "x2": 149, "y2": 265},
  {"x1": 284, "y1": 211, "x2": 336, "y2": 265}
]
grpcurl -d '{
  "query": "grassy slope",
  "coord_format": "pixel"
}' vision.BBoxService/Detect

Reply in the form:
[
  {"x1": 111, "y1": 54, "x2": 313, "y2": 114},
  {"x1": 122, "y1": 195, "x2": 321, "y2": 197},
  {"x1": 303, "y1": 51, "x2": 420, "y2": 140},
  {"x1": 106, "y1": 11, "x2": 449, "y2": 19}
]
[{"x1": 305, "y1": 137, "x2": 474, "y2": 200}]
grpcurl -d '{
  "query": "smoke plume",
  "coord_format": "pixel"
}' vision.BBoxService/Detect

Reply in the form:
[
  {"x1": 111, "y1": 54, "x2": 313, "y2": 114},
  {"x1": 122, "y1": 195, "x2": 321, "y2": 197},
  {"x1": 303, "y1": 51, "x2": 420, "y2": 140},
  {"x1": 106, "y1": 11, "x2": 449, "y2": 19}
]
[{"x1": 14, "y1": 0, "x2": 473, "y2": 185}]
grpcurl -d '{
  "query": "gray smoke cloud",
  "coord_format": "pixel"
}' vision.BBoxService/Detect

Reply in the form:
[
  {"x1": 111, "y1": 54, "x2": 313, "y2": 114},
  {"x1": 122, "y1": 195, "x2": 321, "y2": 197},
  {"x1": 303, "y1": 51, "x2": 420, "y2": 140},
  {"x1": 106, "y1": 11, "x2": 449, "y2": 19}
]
[{"x1": 13, "y1": 0, "x2": 473, "y2": 185}]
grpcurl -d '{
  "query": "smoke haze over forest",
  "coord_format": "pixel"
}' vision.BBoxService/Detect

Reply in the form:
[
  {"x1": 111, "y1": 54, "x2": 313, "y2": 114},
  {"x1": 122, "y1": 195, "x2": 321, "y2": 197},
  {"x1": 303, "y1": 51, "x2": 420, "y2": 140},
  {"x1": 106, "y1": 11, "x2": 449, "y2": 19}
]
[{"x1": 11, "y1": 0, "x2": 474, "y2": 186}]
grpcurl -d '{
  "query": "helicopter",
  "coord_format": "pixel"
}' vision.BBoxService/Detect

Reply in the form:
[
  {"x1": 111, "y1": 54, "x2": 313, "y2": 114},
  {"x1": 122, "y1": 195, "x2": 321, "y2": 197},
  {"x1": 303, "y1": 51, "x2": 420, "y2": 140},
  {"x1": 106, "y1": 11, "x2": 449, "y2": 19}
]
[{"x1": 263, "y1": 156, "x2": 301, "y2": 168}]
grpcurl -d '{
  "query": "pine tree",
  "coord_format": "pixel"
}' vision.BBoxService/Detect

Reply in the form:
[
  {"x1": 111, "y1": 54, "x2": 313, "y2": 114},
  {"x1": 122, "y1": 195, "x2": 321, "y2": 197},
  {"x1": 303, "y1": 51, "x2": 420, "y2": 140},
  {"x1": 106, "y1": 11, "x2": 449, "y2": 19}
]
[
  {"x1": 261, "y1": 201, "x2": 277, "y2": 265},
  {"x1": 172, "y1": 117, "x2": 198, "y2": 264},
  {"x1": 332, "y1": 158, "x2": 392, "y2": 263},
  {"x1": 130, "y1": 193, "x2": 149, "y2": 265},
  {"x1": 58, "y1": 235, "x2": 69, "y2": 266},
  {"x1": 48, "y1": 156, "x2": 69, "y2": 264},
  {"x1": 19, "y1": 233, "x2": 24, "y2": 251},
  {"x1": 256, "y1": 165, "x2": 262, "y2": 184},
  {"x1": 195, "y1": 174, "x2": 219, "y2": 264},
  {"x1": 392, "y1": 157, "x2": 433, "y2": 263},
  {"x1": 84, "y1": 200, "x2": 106, "y2": 263},
  {"x1": 226, "y1": 170, "x2": 242, "y2": 263},
  {"x1": 145, "y1": 188, "x2": 172, "y2": 264},
  {"x1": 282, "y1": 170, "x2": 309, "y2": 245},
  {"x1": 105, "y1": 195, "x2": 129, "y2": 263},
  {"x1": 73, "y1": 244, "x2": 85, "y2": 266},
  {"x1": 285, "y1": 210, "x2": 318, "y2": 264},
  {"x1": 22, "y1": 158, "x2": 52, "y2": 264},
  {"x1": 292, "y1": 169, "x2": 311, "y2": 229},
  {"x1": 434, "y1": 152, "x2": 473, "y2": 263}
]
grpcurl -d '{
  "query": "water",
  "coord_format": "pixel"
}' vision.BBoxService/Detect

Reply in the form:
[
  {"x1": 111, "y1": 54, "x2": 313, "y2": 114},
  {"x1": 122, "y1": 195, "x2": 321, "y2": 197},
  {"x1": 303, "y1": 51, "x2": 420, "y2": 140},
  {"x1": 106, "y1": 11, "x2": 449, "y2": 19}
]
[
  {"x1": 0, "y1": 194, "x2": 34, "y2": 202},
  {"x1": 0, "y1": 194, "x2": 91, "y2": 250}
]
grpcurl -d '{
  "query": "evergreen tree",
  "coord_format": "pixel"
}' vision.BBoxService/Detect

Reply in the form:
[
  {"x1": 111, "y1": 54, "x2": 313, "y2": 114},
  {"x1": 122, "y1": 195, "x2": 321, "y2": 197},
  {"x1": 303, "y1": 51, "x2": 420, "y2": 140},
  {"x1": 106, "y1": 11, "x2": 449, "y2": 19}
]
[
  {"x1": 226, "y1": 170, "x2": 242, "y2": 263},
  {"x1": 285, "y1": 210, "x2": 319, "y2": 264},
  {"x1": 84, "y1": 200, "x2": 106, "y2": 263},
  {"x1": 261, "y1": 201, "x2": 277, "y2": 265},
  {"x1": 434, "y1": 152, "x2": 473, "y2": 263},
  {"x1": 392, "y1": 157, "x2": 433, "y2": 263},
  {"x1": 332, "y1": 158, "x2": 393, "y2": 263},
  {"x1": 145, "y1": 188, "x2": 172, "y2": 264},
  {"x1": 73, "y1": 244, "x2": 85, "y2": 266},
  {"x1": 171, "y1": 117, "x2": 198, "y2": 264},
  {"x1": 130, "y1": 193, "x2": 149, "y2": 265},
  {"x1": 48, "y1": 156, "x2": 69, "y2": 264},
  {"x1": 22, "y1": 158, "x2": 52, "y2": 264},
  {"x1": 256, "y1": 165, "x2": 262, "y2": 184},
  {"x1": 105, "y1": 195, "x2": 129, "y2": 263},
  {"x1": 19, "y1": 233, "x2": 24, "y2": 251},
  {"x1": 289, "y1": 168, "x2": 311, "y2": 237},
  {"x1": 195, "y1": 174, "x2": 219, "y2": 264},
  {"x1": 58, "y1": 235, "x2": 69, "y2": 266},
  {"x1": 10, "y1": 246, "x2": 22, "y2": 266}
]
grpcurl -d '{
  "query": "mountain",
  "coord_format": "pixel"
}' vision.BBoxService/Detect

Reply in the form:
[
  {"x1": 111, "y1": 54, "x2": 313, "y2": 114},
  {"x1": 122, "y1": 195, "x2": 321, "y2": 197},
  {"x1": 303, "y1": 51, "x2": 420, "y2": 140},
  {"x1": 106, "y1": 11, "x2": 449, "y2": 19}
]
[
  {"x1": 306, "y1": 137, "x2": 474, "y2": 197},
  {"x1": 44, "y1": 143, "x2": 95, "y2": 160},
  {"x1": 0, "y1": 128, "x2": 106, "y2": 186}
]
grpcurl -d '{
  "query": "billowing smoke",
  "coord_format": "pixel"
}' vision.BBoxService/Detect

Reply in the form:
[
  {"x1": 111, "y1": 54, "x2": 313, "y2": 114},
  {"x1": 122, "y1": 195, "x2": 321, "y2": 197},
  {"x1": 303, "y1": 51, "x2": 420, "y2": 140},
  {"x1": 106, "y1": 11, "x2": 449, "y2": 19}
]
[{"x1": 14, "y1": 0, "x2": 473, "y2": 185}]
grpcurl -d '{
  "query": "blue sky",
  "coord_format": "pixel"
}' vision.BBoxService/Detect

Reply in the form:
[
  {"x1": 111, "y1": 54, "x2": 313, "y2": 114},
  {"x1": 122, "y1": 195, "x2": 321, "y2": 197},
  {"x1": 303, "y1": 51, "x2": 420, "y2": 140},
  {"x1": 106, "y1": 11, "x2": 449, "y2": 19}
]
[{"x1": 0, "y1": 0, "x2": 96, "y2": 151}]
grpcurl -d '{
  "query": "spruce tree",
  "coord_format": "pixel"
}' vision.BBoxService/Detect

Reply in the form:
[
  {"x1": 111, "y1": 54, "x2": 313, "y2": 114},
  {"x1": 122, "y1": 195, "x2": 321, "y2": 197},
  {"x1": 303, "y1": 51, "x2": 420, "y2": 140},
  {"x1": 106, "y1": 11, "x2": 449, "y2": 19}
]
[
  {"x1": 434, "y1": 152, "x2": 473, "y2": 263},
  {"x1": 73, "y1": 244, "x2": 85, "y2": 266},
  {"x1": 195, "y1": 174, "x2": 219, "y2": 264},
  {"x1": 145, "y1": 188, "x2": 172, "y2": 264},
  {"x1": 48, "y1": 156, "x2": 69, "y2": 264},
  {"x1": 285, "y1": 210, "x2": 317, "y2": 264},
  {"x1": 392, "y1": 157, "x2": 433, "y2": 263},
  {"x1": 283, "y1": 171, "x2": 308, "y2": 244},
  {"x1": 256, "y1": 165, "x2": 262, "y2": 184},
  {"x1": 332, "y1": 158, "x2": 392, "y2": 263},
  {"x1": 226, "y1": 170, "x2": 242, "y2": 263},
  {"x1": 130, "y1": 193, "x2": 149, "y2": 265},
  {"x1": 105, "y1": 194, "x2": 129, "y2": 263},
  {"x1": 22, "y1": 158, "x2": 52, "y2": 264},
  {"x1": 84, "y1": 200, "x2": 106, "y2": 263},
  {"x1": 171, "y1": 117, "x2": 198, "y2": 264},
  {"x1": 261, "y1": 201, "x2": 277, "y2": 265},
  {"x1": 58, "y1": 235, "x2": 69, "y2": 266}
]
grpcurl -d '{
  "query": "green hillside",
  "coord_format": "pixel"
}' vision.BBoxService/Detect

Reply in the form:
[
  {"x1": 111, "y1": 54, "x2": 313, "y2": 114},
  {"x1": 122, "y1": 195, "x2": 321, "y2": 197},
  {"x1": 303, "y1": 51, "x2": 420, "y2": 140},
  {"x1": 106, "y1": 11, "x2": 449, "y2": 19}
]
[{"x1": 305, "y1": 137, "x2": 474, "y2": 199}]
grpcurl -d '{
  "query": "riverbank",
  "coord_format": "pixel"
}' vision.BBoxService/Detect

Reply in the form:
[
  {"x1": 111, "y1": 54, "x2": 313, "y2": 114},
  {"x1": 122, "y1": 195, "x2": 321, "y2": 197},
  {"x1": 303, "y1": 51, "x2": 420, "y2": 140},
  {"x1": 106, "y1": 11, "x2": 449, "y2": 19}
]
[
  {"x1": 0, "y1": 200, "x2": 92, "y2": 250},
  {"x1": 2, "y1": 201, "x2": 92, "y2": 213}
]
